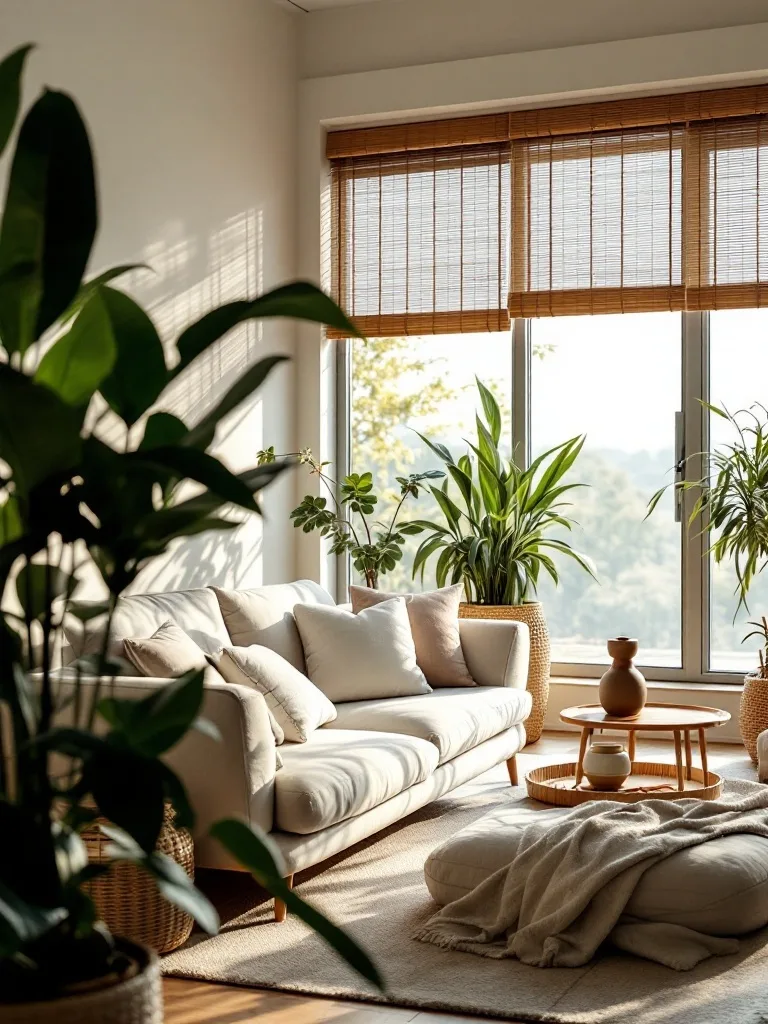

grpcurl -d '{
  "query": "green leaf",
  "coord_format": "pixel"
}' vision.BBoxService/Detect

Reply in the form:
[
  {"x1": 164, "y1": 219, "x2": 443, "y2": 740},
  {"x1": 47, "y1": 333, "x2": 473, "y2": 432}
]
[
  {"x1": 132, "y1": 447, "x2": 259, "y2": 512},
  {"x1": 139, "y1": 412, "x2": 188, "y2": 451},
  {"x1": 0, "y1": 88, "x2": 97, "y2": 353},
  {"x1": 60, "y1": 263, "x2": 148, "y2": 324},
  {"x1": 15, "y1": 562, "x2": 76, "y2": 621},
  {"x1": 0, "y1": 45, "x2": 33, "y2": 160},
  {"x1": 98, "y1": 667, "x2": 206, "y2": 758},
  {"x1": 86, "y1": 748, "x2": 165, "y2": 854},
  {"x1": 34, "y1": 290, "x2": 117, "y2": 405},
  {"x1": 174, "y1": 281, "x2": 362, "y2": 378},
  {"x1": 184, "y1": 355, "x2": 288, "y2": 448},
  {"x1": 97, "y1": 286, "x2": 167, "y2": 426},
  {"x1": 211, "y1": 818, "x2": 382, "y2": 988},
  {"x1": 0, "y1": 879, "x2": 66, "y2": 958},
  {"x1": 476, "y1": 377, "x2": 502, "y2": 447}
]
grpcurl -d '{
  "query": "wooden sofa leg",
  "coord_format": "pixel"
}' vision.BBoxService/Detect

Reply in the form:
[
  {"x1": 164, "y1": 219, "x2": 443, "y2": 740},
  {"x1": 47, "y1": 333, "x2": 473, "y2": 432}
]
[
  {"x1": 274, "y1": 874, "x2": 294, "y2": 923},
  {"x1": 506, "y1": 756, "x2": 519, "y2": 786}
]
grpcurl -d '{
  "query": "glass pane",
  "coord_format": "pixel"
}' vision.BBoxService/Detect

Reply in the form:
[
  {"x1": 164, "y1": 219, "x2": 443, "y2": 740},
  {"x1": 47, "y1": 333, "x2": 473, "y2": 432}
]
[
  {"x1": 530, "y1": 312, "x2": 682, "y2": 667},
  {"x1": 709, "y1": 309, "x2": 768, "y2": 673},
  {"x1": 349, "y1": 334, "x2": 512, "y2": 592}
]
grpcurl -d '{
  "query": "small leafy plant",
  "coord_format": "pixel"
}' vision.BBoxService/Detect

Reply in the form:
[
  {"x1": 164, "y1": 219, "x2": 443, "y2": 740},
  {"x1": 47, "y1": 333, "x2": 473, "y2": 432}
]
[
  {"x1": 409, "y1": 379, "x2": 595, "y2": 604},
  {"x1": 257, "y1": 447, "x2": 442, "y2": 587},
  {"x1": 0, "y1": 45, "x2": 380, "y2": 1003},
  {"x1": 744, "y1": 616, "x2": 768, "y2": 679}
]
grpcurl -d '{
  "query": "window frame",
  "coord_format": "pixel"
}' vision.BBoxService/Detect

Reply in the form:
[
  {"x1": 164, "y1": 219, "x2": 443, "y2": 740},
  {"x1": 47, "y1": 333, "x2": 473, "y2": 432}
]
[{"x1": 337, "y1": 310, "x2": 746, "y2": 687}]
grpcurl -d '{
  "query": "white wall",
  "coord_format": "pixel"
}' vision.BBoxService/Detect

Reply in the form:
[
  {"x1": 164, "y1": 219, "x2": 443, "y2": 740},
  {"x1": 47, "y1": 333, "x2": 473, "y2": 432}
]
[
  {"x1": 300, "y1": 0, "x2": 768, "y2": 79},
  {"x1": 0, "y1": 0, "x2": 301, "y2": 594}
]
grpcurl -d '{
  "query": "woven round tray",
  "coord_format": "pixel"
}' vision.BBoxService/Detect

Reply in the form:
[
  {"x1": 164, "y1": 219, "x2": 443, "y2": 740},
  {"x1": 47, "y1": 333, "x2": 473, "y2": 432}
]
[{"x1": 526, "y1": 761, "x2": 723, "y2": 806}]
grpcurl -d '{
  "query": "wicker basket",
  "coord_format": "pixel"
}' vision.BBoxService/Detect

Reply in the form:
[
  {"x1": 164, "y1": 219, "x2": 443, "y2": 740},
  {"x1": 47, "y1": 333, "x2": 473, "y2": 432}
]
[
  {"x1": 740, "y1": 671, "x2": 768, "y2": 763},
  {"x1": 0, "y1": 940, "x2": 161, "y2": 1024},
  {"x1": 459, "y1": 601, "x2": 550, "y2": 744},
  {"x1": 82, "y1": 804, "x2": 194, "y2": 954}
]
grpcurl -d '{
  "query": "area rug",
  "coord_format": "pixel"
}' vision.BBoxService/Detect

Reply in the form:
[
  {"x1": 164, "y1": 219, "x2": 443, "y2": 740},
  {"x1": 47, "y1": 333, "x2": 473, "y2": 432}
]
[{"x1": 163, "y1": 757, "x2": 768, "y2": 1024}]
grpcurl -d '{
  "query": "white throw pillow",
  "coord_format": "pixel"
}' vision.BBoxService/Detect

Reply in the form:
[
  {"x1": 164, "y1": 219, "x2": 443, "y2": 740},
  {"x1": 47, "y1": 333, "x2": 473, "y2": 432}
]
[
  {"x1": 293, "y1": 598, "x2": 431, "y2": 703},
  {"x1": 216, "y1": 644, "x2": 336, "y2": 743}
]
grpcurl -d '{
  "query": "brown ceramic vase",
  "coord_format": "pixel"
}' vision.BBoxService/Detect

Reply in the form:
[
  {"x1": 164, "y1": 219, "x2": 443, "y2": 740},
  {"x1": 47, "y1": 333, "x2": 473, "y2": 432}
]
[{"x1": 598, "y1": 637, "x2": 647, "y2": 719}]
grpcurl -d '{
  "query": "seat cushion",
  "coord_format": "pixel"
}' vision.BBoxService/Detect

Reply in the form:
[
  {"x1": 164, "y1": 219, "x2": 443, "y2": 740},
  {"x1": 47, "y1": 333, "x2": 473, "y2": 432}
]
[
  {"x1": 65, "y1": 587, "x2": 231, "y2": 667},
  {"x1": 211, "y1": 580, "x2": 334, "y2": 672},
  {"x1": 275, "y1": 729, "x2": 439, "y2": 834},
  {"x1": 325, "y1": 686, "x2": 531, "y2": 764},
  {"x1": 425, "y1": 804, "x2": 768, "y2": 936}
]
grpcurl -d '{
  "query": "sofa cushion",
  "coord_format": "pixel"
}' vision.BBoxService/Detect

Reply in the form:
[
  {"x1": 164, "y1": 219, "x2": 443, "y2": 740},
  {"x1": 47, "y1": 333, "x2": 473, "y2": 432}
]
[
  {"x1": 123, "y1": 621, "x2": 209, "y2": 677},
  {"x1": 275, "y1": 728, "x2": 439, "y2": 834},
  {"x1": 350, "y1": 584, "x2": 476, "y2": 688},
  {"x1": 324, "y1": 686, "x2": 531, "y2": 764},
  {"x1": 216, "y1": 644, "x2": 337, "y2": 743},
  {"x1": 65, "y1": 588, "x2": 230, "y2": 668},
  {"x1": 294, "y1": 599, "x2": 431, "y2": 703},
  {"x1": 211, "y1": 580, "x2": 334, "y2": 672},
  {"x1": 424, "y1": 803, "x2": 768, "y2": 937}
]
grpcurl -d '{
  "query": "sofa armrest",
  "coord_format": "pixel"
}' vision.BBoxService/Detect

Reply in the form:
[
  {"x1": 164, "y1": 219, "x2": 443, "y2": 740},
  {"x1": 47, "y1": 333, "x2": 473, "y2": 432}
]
[
  {"x1": 47, "y1": 672, "x2": 277, "y2": 869},
  {"x1": 458, "y1": 618, "x2": 530, "y2": 690}
]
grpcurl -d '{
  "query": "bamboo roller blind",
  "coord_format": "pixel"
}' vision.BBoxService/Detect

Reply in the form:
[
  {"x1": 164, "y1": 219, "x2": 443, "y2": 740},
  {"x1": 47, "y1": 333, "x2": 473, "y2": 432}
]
[{"x1": 327, "y1": 84, "x2": 768, "y2": 334}]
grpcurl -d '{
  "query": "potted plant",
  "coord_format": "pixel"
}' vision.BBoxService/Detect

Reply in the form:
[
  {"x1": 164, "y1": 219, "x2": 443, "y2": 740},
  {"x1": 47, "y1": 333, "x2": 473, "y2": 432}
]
[
  {"x1": 257, "y1": 446, "x2": 442, "y2": 588},
  {"x1": 648, "y1": 401, "x2": 768, "y2": 761},
  {"x1": 0, "y1": 45, "x2": 380, "y2": 1022},
  {"x1": 410, "y1": 379, "x2": 595, "y2": 742}
]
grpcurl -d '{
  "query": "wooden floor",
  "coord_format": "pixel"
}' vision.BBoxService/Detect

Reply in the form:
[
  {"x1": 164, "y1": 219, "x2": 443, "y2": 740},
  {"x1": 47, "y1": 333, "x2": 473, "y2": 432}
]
[{"x1": 163, "y1": 729, "x2": 754, "y2": 1024}]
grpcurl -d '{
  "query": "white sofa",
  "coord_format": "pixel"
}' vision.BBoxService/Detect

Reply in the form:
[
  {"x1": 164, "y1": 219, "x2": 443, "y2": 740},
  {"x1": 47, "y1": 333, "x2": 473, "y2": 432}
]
[{"x1": 61, "y1": 580, "x2": 531, "y2": 915}]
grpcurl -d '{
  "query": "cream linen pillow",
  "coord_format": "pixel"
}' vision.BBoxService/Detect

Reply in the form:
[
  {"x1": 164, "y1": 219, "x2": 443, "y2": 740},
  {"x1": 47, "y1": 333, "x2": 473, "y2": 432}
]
[
  {"x1": 349, "y1": 583, "x2": 476, "y2": 688},
  {"x1": 122, "y1": 621, "x2": 209, "y2": 677},
  {"x1": 293, "y1": 598, "x2": 431, "y2": 703},
  {"x1": 216, "y1": 644, "x2": 336, "y2": 743}
]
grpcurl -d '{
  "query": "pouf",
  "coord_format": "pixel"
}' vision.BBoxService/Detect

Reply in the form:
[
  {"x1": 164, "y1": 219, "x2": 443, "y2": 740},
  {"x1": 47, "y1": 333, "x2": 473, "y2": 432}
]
[{"x1": 425, "y1": 803, "x2": 768, "y2": 936}]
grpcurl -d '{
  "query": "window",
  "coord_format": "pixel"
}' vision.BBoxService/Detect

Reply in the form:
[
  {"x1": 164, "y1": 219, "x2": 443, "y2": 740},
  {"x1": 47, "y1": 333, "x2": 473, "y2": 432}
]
[
  {"x1": 529, "y1": 313, "x2": 682, "y2": 667},
  {"x1": 331, "y1": 83, "x2": 768, "y2": 685}
]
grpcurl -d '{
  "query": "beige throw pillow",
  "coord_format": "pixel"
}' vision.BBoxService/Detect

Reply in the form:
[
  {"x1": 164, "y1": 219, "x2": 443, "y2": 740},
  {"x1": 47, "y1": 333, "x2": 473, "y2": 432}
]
[
  {"x1": 217, "y1": 644, "x2": 337, "y2": 743},
  {"x1": 122, "y1": 621, "x2": 208, "y2": 677},
  {"x1": 293, "y1": 598, "x2": 431, "y2": 703},
  {"x1": 350, "y1": 584, "x2": 476, "y2": 688}
]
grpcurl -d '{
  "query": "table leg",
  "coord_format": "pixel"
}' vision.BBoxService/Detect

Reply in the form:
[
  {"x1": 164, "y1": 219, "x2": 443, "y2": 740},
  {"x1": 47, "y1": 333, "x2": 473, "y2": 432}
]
[
  {"x1": 674, "y1": 731, "x2": 685, "y2": 791},
  {"x1": 575, "y1": 727, "x2": 593, "y2": 786},
  {"x1": 698, "y1": 727, "x2": 709, "y2": 782},
  {"x1": 684, "y1": 730, "x2": 692, "y2": 781},
  {"x1": 628, "y1": 731, "x2": 636, "y2": 763}
]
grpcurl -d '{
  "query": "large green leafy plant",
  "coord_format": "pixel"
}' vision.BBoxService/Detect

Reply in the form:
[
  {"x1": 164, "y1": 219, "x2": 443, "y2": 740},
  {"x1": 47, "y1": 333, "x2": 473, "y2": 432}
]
[
  {"x1": 0, "y1": 45, "x2": 380, "y2": 1001},
  {"x1": 411, "y1": 379, "x2": 595, "y2": 604},
  {"x1": 257, "y1": 446, "x2": 442, "y2": 588}
]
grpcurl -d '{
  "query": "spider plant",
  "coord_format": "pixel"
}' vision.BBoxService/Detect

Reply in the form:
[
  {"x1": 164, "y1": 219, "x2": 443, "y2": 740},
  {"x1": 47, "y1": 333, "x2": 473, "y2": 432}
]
[
  {"x1": 409, "y1": 379, "x2": 596, "y2": 605},
  {"x1": 647, "y1": 401, "x2": 768, "y2": 617}
]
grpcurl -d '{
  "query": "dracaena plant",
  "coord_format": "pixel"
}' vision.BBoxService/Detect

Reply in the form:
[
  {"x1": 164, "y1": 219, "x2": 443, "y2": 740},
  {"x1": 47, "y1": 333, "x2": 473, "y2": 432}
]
[
  {"x1": 256, "y1": 447, "x2": 442, "y2": 587},
  {"x1": 0, "y1": 45, "x2": 380, "y2": 1002},
  {"x1": 409, "y1": 379, "x2": 596, "y2": 605}
]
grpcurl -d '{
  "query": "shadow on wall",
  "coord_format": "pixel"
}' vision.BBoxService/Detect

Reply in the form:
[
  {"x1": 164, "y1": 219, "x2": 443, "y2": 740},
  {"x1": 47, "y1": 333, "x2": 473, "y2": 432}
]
[{"x1": 106, "y1": 207, "x2": 296, "y2": 596}]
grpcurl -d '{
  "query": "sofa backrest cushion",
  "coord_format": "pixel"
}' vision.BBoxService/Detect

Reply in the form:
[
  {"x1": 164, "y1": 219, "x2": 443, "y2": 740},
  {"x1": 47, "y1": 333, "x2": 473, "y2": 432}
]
[
  {"x1": 211, "y1": 580, "x2": 335, "y2": 672},
  {"x1": 64, "y1": 587, "x2": 231, "y2": 668}
]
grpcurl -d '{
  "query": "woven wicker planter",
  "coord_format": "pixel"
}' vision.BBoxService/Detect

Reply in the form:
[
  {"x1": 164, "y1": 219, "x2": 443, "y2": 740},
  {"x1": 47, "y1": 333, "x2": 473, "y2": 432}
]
[
  {"x1": 82, "y1": 803, "x2": 194, "y2": 954},
  {"x1": 0, "y1": 940, "x2": 161, "y2": 1024},
  {"x1": 740, "y1": 671, "x2": 768, "y2": 763},
  {"x1": 459, "y1": 601, "x2": 550, "y2": 744}
]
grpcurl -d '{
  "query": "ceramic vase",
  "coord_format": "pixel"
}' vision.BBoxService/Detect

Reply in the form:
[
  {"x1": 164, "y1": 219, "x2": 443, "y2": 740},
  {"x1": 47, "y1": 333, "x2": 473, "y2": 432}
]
[
  {"x1": 598, "y1": 637, "x2": 647, "y2": 719},
  {"x1": 583, "y1": 741, "x2": 632, "y2": 791}
]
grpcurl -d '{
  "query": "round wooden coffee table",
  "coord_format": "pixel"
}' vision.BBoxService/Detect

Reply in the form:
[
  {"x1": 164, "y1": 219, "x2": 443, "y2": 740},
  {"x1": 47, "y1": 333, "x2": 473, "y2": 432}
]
[{"x1": 560, "y1": 702, "x2": 731, "y2": 792}]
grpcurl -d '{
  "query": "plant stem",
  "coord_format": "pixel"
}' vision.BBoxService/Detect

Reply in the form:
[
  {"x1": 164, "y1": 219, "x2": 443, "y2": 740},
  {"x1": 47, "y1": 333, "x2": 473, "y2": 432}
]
[{"x1": 86, "y1": 592, "x2": 117, "y2": 732}]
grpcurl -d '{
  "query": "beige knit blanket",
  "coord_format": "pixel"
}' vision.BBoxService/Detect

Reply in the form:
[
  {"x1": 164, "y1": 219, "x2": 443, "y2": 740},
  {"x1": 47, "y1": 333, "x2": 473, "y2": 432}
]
[{"x1": 414, "y1": 782, "x2": 768, "y2": 970}]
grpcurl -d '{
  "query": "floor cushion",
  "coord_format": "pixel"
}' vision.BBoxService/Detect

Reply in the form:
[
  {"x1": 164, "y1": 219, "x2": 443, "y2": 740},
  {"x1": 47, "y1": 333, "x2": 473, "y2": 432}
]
[
  {"x1": 275, "y1": 728, "x2": 439, "y2": 834},
  {"x1": 324, "y1": 687, "x2": 531, "y2": 764},
  {"x1": 425, "y1": 803, "x2": 768, "y2": 936}
]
